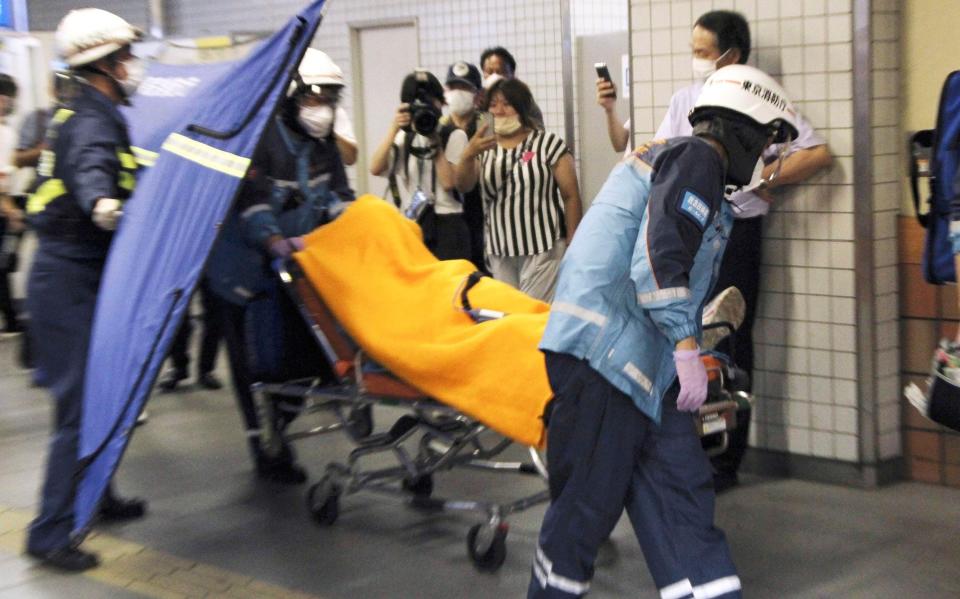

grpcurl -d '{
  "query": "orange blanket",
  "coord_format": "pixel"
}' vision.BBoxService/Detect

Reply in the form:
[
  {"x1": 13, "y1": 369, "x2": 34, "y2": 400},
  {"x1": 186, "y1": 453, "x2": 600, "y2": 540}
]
[{"x1": 295, "y1": 195, "x2": 552, "y2": 447}]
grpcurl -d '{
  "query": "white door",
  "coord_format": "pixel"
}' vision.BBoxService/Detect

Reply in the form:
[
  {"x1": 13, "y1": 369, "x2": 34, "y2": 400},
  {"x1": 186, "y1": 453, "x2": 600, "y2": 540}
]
[
  {"x1": 352, "y1": 23, "x2": 418, "y2": 196},
  {"x1": 576, "y1": 32, "x2": 630, "y2": 207}
]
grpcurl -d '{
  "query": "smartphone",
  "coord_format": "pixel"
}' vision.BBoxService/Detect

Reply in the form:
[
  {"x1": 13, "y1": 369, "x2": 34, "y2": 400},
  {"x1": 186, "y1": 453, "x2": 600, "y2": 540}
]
[
  {"x1": 482, "y1": 111, "x2": 495, "y2": 137},
  {"x1": 595, "y1": 62, "x2": 616, "y2": 99}
]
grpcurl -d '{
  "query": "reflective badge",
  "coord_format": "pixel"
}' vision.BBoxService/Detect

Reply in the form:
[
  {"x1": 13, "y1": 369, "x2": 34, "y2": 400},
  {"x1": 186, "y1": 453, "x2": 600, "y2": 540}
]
[{"x1": 679, "y1": 190, "x2": 710, "y2": 229}]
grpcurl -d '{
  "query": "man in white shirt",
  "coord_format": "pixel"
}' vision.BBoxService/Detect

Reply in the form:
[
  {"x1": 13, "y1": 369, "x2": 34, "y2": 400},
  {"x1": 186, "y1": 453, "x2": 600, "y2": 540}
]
[{"x1": 607, "y1": 11, "x2": 833, "y2": 491}]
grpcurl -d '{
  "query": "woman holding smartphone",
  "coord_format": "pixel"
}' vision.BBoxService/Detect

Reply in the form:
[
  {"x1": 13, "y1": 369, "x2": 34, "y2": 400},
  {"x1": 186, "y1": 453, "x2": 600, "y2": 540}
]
[{"x1": 455, "y1": 78, "x2": 581, "y2": 301}]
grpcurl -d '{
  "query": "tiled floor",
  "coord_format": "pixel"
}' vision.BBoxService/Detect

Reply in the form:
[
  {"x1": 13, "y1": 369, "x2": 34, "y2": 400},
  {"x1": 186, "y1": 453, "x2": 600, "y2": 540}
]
[{"x1": 3, "y1": 334, "x2": 960, "y2": 598}]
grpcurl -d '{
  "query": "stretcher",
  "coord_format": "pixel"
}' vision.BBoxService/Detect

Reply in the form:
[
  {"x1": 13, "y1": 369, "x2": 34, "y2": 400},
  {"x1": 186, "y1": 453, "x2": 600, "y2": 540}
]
[
  {"x1": 251, "y1": 262, "x2": 752, "y2": 572},
  {"x1": 252, "y1": 259, "x2": 550, "y2": 571},
  {"x1": 249, "y1": 197, "x2": 752, "y2": 572}
]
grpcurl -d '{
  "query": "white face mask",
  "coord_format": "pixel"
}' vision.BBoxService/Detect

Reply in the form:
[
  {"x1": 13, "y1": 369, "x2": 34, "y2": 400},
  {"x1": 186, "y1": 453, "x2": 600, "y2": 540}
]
[
  {"x1": 691, "y1": 48, "x2": 731, "y2": 80},
  {"x1": 444, "y1": 89, "x2": 475, "y2": 117},
  {"x1": 482, "y1": 73, "x2": 504, "y2": 91},
  {"x1": 119, "y1": 58, "x2": 144, "y2": 98},
  {"x1": 298, "y1": 104, "x2": 335, "y2": 139},
  {"x1": 494, "y1": 114, "x2": 522, "y2": 136}
]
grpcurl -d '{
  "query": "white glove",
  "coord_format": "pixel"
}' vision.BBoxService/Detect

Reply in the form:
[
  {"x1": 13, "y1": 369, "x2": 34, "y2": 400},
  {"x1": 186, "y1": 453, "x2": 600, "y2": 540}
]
[{"x1": 92, "y1": 198, "x2": 123, "y2": 231}]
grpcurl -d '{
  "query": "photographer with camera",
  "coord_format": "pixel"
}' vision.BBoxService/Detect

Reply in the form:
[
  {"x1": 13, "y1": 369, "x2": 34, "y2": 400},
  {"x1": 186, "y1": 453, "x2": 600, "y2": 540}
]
[{"x1": 370, "y1": 69, "x2": 470, "y2": 261}]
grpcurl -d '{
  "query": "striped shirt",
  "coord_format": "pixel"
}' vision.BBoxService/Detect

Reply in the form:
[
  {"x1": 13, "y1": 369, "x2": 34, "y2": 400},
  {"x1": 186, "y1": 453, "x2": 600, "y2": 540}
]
[{"x1": 479, "y1": 130, "x2": 569, "y2": 257}]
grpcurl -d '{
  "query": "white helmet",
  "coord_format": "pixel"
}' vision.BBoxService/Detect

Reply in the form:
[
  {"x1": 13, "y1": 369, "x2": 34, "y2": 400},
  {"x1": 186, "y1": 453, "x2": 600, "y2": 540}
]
[
  {"x1": 299, "y1": 48, "x2": 344, "y2": 87},
  {"x1": 690, "y1": 64, "x2": 798, "y2": 143},
  {"x1": 56, "y1": 9, "x2": 143, "y2": 68}
]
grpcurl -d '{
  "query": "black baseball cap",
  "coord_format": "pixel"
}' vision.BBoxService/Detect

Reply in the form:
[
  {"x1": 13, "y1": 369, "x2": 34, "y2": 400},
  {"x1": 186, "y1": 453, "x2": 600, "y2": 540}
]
[{"x1": 445, "y1": 61, "x2": 482, "y2": 91}]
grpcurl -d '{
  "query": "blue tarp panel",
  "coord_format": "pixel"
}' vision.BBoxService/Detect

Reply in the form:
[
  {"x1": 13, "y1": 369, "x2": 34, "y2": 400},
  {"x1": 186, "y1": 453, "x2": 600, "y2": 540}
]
[
  {"x1": 75, "y1": 0, "x2": 326, "y2": 538},
  {"x1": 123, "y1": 60, "x2": 238, "y2": 159}
]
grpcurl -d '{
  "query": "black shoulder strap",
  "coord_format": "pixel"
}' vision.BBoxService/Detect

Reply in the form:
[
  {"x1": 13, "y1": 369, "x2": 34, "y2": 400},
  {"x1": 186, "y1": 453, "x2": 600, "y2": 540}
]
[{"x1": 386, "y1": 142, "x2": 402, "y2": 207}]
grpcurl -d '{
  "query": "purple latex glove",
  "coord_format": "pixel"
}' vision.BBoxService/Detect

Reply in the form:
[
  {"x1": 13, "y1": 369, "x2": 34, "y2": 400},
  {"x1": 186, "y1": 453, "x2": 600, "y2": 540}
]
[
  {"x1": 674, "y1": 348, "x2": 707, "y2": 412},
  {"x1": 268, "y1": 237, "x2": 305, "y2": 258}
]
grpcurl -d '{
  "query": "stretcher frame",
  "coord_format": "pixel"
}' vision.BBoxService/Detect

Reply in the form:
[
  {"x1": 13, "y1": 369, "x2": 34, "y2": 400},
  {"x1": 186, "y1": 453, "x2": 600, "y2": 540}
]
[
  {"x1": 252, "y1": 260, "x2": 550, "y2": 571},
  {"x1": 252, "y1": 261, "x2": 752, "y2": 571}
]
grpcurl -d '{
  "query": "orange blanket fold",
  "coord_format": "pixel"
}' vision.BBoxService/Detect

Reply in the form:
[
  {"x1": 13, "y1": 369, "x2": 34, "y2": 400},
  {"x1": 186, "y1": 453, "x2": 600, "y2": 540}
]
[{"x1": 295, "y1": 195, "x2": 551, "y2": 447}]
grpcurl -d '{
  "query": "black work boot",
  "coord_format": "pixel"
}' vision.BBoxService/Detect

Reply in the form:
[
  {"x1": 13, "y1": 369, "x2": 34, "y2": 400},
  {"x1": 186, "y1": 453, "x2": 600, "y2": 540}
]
[
  {"x1": 27, "y1": 545, "x2": 100, "y2": 572},
  {"x1": 251, "y1": 440, "x2": 307, "y2": 485},
  {"x1": 196, "y1": 372, "x2": 223, "y2": 390},
  {"x1": 157, "y1": 367, "x2": 188, "y2": 392},
  {"x1": 99, "y1": 492, "x2": 148, "y2": 522}
]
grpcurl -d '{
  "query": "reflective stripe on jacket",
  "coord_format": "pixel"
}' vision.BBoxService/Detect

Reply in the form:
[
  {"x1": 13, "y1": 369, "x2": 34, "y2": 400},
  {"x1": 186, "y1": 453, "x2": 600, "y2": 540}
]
[
  {"x1": 26, "y1": 83, "x2": 138, "y2": 261},
  {"x1": 206, "y1": 116, "x2": 355, "y2": 305},
  {"x1": 539, "y1": 137, "x2": 732, "y2": 423}
]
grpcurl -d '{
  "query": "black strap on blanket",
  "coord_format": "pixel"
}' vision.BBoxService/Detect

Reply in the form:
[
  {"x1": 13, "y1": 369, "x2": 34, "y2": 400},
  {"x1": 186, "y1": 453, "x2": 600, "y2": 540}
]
[{"x1": 459, "y1": 271, "x2": 486, "y2": 312}]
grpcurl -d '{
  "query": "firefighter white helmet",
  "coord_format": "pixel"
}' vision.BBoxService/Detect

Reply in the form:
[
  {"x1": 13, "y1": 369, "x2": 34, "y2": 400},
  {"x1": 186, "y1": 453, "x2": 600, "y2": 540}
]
[
  {"x1": 56, "y1": 8, "x2": 143, "y2": 68},
  {"x1": 688, "y1": 65, "x2": 798, "y2": 187},
  {"x1": 690, "y1": 64, "x2": 798, "y2": 143},
  {"x1": 299, "y1": 48, "x2": 345, "y2": 87}
]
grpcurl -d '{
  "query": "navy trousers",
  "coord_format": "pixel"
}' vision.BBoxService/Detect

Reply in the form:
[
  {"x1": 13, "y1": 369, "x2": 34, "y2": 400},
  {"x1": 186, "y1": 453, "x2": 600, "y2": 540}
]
[
  {"x1": 167, "y1": 280, "x2": 222, "y2": 376},
  {"x1": 528, "y1": 353, "x2": 741, "y2": 599},
  {"x1": 25, "y1": 250, "x2": 102, "y2": 553}
]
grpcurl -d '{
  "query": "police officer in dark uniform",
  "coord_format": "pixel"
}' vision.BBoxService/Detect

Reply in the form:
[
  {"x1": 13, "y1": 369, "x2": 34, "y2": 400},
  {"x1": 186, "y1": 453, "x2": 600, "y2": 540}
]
[
  {"x1": 24, "y1": 8, "x2": 147, "y2": 572},
  {"x1": 207, "y1": 48, "x2": 354, "y2": 484}
]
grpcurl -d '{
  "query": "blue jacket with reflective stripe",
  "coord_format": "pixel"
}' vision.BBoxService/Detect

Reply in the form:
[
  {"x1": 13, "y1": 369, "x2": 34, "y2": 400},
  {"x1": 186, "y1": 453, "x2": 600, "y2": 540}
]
[
  {"x1": 539, "y1": 137, "x2": 732, "y2": 423},
  {"x1": 207, "y1": 116, "x2": 354, "y2": 304},
  {"x1": 27, "y1": 83, "x2": 137, "y2": 262}
]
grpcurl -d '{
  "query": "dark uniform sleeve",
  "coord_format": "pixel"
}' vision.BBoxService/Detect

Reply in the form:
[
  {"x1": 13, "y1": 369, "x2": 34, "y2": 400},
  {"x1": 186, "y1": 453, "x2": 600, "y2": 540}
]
[
  {"x1": 59, "y1": 112, "x2": 123, "y2": 213},
  {"x1": 329, "y1": 147, "x2": 355, "y2": 203},
  {"x1": 235, "y1": 145, "x2": 280, "y2": 248},
  {"x1": 630, "y1": 139, "x2": 723, "y2": 343}
]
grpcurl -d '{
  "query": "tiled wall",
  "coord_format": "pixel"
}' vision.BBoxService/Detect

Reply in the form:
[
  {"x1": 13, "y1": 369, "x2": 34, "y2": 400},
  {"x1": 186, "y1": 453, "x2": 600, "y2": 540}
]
[
  {"x1": 572, "y1": 0, "x2": 629, "y2": 37},
  {"x1": 629, "y1": 0, "x2": 901, "y2": 473},
  {"x1": 28, "y1": 0, "x2": 149, "y2": 31},
  {"x1": 870, "y1": 0, "x2": 902, "y2": 464},
  {"x1": 26, "y1": 0, "x2": 569, "y2": 145},
  {"x1": 163, "y1": 0, "x2": 568, "y2": 139}
]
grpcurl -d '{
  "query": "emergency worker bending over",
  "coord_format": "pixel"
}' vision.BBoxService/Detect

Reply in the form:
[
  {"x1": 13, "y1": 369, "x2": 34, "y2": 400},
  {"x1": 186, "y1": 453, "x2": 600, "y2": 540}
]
[{"x1": 527, "y1": 65, "x2": 798, "y2": 599}]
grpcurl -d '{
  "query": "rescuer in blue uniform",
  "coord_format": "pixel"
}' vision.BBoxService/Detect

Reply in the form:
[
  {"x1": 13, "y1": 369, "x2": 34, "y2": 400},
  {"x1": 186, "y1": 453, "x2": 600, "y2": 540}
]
[
  {"x1": 527, "y1": 65, "x2": 798, "y2": 598},
  {"x1": 207, "y1": 49, "x2": 355, "y2": 484},
  {"x1": 24, "y1": 8, "x2": 148, "y2": 572}
]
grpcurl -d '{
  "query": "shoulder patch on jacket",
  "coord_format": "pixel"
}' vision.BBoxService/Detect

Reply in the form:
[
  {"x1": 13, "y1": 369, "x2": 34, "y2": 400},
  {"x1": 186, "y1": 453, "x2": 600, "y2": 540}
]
[{"x1": 678, "y1": 189, "x2": 710, "y2": 229}]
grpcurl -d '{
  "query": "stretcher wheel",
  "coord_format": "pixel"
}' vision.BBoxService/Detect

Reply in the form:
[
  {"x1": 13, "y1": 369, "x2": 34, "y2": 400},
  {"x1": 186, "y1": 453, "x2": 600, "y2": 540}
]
[
  {"x1": 307, "y1": 476, "x2": 341, "y2": 526},
  {"x1": 346, "y1": 405, "x2": 374, "y2": 440},
  {"x1": 402, "y1": 474, "x2": 434, "y2": 498},
  {"x1": 467, "y1": 523, "x2": 508, "y2": 572}
]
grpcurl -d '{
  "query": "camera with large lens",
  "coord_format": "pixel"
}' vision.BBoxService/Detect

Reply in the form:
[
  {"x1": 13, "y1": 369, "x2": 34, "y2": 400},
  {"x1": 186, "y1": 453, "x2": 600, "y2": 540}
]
[
  {"x1": 403, "y1": 69, "x2": 442, "y2": 136},
  {"x1": 410, "y1": 97, "x2": 440, "y2": 136}
]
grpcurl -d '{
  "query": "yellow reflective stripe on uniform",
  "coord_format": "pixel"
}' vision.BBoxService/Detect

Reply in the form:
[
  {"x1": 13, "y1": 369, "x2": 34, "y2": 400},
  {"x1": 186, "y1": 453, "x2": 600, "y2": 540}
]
[
  {"x1": 117, "y1": 151, "x2": 137, "y2": 170},
  {"x1": 52, "y1": 108, "x2": 75, "y2": 124},
  {"x1": 160, "y1": 133, "x2": 250, "y2": 178},
  {"x1": 132, "y1": 146, "x2": 159, "y2": 168},
  {"x1": 26, "y1": 179, "x2": 67, "y2": 214},
  {"x1": 118, "y1": 171, "x2": 136, "y2": 192}
]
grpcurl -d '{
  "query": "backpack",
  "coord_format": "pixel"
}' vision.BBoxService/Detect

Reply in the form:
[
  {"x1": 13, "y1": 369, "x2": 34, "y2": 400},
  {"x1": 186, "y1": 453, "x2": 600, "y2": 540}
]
[{"x1": 910, "y1": 70, "x2": 960, "y2": 284}]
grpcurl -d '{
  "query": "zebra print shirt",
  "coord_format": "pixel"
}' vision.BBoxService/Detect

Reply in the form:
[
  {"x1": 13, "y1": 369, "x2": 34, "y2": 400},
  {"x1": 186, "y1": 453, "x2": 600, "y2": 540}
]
[{"x1": 478, "y1": 130, "x2": 569, "y2": 257}]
